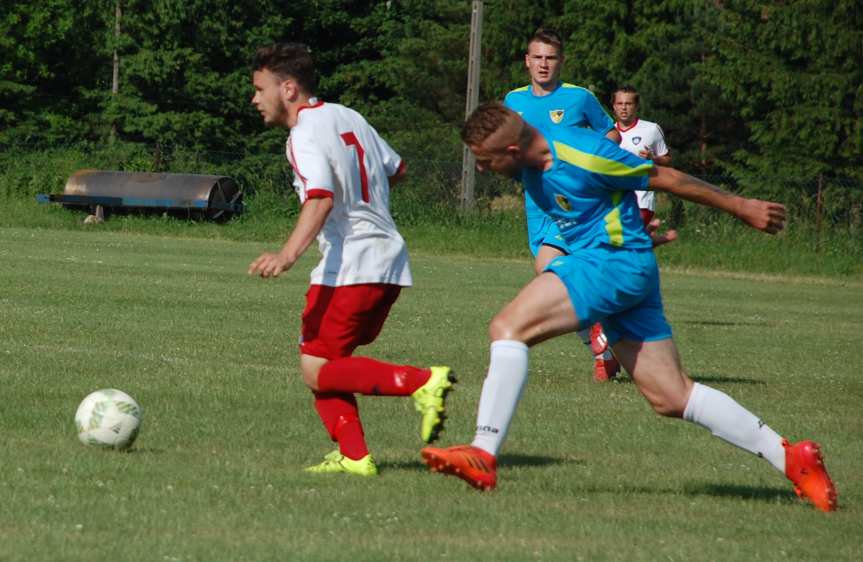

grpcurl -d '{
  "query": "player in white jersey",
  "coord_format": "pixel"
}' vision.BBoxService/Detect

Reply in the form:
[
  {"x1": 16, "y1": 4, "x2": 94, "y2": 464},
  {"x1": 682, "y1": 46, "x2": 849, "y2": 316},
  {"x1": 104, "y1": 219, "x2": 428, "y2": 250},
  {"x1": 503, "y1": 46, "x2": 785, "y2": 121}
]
[
  {"x1": 248, "y1": 43, "x2": 455, "y2": 477},
  {"x1": 613, "y1": 85, "x2": 673, "y2": 224}
]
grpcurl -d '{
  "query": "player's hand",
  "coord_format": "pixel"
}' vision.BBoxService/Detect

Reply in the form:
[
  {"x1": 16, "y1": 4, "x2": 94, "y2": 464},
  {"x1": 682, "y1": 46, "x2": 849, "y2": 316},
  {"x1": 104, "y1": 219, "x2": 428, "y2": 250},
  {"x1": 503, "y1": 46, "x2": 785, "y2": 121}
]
[
  {"x1": 638, "y1": 149, "x2": 653, "y2": 159},
  {"x1": 248, "y1": 251, "x2": 293, "y2": 278},
  {"x1": 736, "y1": 199, "x2": 786, "y2": 234},
  {"x1": 645, "y1": 218, "x2": 678, "y2": 247}
]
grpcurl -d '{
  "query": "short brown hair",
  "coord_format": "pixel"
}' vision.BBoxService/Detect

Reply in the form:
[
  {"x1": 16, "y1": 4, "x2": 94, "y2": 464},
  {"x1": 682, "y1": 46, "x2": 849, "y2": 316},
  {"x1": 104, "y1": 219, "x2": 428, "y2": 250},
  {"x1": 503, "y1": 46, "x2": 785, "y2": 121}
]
[
  {"x1": 612, "y1": 85, "x2": 640, "y2": 106},
  {"x1": 252, "y1": 43, "x2": 317, "y2": 93},
  {"x1": 461, "y1": 102, "x2": 530, "y2": 147},
  {"x1": 528, "y1": 27, "x2": 563, "y2": 53}
]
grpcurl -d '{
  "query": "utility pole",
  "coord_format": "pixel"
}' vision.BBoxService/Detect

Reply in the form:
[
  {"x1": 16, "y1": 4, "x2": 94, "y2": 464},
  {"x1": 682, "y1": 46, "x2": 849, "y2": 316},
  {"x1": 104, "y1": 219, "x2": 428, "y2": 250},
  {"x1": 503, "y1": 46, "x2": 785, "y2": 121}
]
[
  {"x1": 110, "y1": 0, "x2": 121, "y2": 144},
  {"x1": 459, "y1": 0, "x2": 483, "y2": 210}
]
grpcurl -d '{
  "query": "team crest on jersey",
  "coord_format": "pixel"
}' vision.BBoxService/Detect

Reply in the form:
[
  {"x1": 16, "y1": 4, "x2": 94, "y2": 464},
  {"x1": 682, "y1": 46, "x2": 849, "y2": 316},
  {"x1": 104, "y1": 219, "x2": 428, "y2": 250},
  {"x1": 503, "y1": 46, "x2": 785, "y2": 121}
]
[
  {"x1": 632, "y1": 136, "x2": 642, "y2": 145},
  {"x1": 555, "y1": 194, "x2": 572, "y2": 211},
  {"x1": 549, "y1": 109, "x2": 565, "y2": 124}
]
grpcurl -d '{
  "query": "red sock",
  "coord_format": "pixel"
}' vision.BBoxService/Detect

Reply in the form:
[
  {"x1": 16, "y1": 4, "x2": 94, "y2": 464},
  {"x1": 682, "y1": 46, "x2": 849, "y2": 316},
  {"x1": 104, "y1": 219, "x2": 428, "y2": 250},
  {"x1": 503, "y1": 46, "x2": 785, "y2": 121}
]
[
  {"x1": 313, "y1": 392, "x2": 368, "y2": 460},
  {"x1": 317, "y1": 357, "x2": 431, "y2": 396}
]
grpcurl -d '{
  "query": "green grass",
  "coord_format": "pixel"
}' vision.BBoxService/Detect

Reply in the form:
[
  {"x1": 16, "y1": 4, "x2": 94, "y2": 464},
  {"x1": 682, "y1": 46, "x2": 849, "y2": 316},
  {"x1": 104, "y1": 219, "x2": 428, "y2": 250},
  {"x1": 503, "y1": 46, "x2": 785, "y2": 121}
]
[
  {"x1": 3, "y1": 195, "x2": 863, "y2": 279},
  {"x1": 1, "y1": 226, "x2": 861, "y2": 562}
]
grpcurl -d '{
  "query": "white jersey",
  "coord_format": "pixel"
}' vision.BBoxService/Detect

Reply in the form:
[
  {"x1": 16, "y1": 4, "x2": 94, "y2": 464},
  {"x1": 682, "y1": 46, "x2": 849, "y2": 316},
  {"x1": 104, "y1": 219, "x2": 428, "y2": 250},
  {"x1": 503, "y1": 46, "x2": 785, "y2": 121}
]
[
  {"x1": 286, "y1": 101, "x2": 412, "y2": 287},
  {"x1": 616, "y1": 119, "x2": 669, "y2": 211}
]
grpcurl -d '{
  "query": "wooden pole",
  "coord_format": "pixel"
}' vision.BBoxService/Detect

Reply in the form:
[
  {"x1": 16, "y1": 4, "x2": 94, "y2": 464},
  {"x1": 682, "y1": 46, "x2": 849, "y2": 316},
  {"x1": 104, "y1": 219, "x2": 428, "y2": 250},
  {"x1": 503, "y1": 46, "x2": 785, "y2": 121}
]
[
  {"x1": 815, "y1": 174, "x2": 824, "y2": 253},
  {"x1": 460, "y1": 0, "x2": 483, "y2": 210},
  {"x1": 110, "y1": 0, "x2": 121, "y2": 144}
]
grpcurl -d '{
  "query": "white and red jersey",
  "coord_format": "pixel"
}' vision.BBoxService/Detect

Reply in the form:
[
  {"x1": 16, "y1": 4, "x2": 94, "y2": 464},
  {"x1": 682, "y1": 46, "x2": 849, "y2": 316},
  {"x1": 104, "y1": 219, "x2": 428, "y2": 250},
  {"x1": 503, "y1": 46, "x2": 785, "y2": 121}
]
[
  {"x1": 616, "y1": 119, "x2": 669, "y2": 211},
  {"x1": 286, "y1": 100, "x2": 411, "y2": 287}
]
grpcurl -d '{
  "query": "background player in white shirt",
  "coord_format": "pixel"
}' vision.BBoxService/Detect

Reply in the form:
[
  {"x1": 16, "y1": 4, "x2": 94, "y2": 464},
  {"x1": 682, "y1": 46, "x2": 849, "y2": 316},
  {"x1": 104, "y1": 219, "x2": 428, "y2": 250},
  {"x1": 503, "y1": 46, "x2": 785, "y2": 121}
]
[
  {"x1": 613, "y1": 85, "x2": 673, "y2": 225},
  {"x1": 249, "y1": 43, "x2": 454, "y2": 477}
]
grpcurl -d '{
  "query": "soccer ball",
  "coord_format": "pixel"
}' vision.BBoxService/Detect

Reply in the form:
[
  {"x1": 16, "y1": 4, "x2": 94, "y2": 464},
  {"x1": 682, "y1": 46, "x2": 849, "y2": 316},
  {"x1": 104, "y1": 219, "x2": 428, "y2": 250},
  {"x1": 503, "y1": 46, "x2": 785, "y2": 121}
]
[{"x1": 75, "y1": 389, "x2": 143, "y2": 450}]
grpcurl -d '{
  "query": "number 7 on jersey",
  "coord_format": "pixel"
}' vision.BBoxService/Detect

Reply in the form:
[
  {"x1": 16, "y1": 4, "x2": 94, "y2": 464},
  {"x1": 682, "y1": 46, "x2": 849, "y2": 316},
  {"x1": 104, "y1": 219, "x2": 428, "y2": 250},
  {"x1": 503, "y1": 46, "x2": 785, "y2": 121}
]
[{"x1": 340, "y1": 132, "x2": 369, "y2": 203}]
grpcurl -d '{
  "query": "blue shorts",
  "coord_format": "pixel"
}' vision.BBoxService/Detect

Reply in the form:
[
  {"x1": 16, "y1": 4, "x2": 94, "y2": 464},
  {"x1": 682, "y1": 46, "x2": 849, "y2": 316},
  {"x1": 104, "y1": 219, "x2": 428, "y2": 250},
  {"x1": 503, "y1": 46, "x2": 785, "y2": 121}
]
[
  {"x1": 544, "y1": 246, "x2": 673, "y2": 345},
  {"x1": 527, "y1": 212, "x2": 569, "y2": 256}
]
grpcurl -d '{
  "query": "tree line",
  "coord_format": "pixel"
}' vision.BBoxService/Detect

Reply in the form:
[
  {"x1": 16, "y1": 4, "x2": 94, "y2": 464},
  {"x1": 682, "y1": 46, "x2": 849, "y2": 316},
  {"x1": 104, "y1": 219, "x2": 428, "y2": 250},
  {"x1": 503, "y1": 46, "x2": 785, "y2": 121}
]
[{"x1": 2, "y1": 0, "x2": 861, "y2": 193}]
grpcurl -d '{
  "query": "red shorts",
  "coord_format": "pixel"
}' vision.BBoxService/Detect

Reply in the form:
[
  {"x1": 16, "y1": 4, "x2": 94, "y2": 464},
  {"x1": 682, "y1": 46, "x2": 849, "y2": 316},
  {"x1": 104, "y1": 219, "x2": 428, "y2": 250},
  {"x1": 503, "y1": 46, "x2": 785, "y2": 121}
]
[
  {"x1": 640, "y1": 208, "x2": 655, "y2": 226},
  {"x1": 300, "y1": 284, "x2": 402, "y2": 359}
]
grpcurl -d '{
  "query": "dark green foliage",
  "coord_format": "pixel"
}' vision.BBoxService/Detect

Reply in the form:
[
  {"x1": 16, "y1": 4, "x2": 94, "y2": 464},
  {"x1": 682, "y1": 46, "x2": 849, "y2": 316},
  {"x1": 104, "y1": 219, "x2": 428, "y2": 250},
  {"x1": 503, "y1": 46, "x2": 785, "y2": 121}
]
[
  {"x1": 698, "y1": 0, "x2": 863, "y2": 185},
  {"x1": 1, "y1": 0, "x2": 860, "y2": 231}
]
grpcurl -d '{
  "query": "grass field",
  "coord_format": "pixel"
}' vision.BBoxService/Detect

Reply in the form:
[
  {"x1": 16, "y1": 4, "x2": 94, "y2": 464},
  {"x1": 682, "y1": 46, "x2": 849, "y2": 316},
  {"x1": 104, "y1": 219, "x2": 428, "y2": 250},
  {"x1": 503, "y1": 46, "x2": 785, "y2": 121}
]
[{"x1": 1, "y1": 226, "x2": 861, "y2": 562}]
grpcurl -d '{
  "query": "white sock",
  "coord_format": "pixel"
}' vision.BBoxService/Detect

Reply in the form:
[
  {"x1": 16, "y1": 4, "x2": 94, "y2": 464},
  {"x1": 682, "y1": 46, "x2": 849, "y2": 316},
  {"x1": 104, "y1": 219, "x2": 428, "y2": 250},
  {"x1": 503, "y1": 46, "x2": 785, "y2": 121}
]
[
  {"x1": 577, "y1": 328, "x2": 590, "y2": 345},
  {"x1": 683, "y1": 382, "x2": 786, "y2": 473},
  {"x1": 471, "y1": 340, "x2": 529, "y2": 457}
]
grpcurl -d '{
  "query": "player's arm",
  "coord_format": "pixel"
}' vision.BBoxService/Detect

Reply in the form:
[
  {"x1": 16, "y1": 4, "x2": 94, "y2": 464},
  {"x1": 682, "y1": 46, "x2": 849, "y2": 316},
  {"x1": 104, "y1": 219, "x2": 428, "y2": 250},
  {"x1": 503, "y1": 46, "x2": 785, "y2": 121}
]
[
  {"x1": 639, "y1": 146, "x2": 672, "y2": 165},
  {"x1": 582, "y1": 89, "x2": 619, "y2": 144},
  {"x1": 648, "y1": 166, "x2": 785, "y2": 234},
  {"x1": 644, "y1": 217, "x2": 678, "y2": 247},
  {"x1": 388, "y1": 160, "x2": 407, "y2": 186},
  {"x1": 248, "y1": 196, "x2": 334, "y2": 278},
  {"x1": 648, "y1": 151, "x2": 672, "y2": 166},
  {"x1": 639, "y1": 126, "x2": 671, "y2": 164}
]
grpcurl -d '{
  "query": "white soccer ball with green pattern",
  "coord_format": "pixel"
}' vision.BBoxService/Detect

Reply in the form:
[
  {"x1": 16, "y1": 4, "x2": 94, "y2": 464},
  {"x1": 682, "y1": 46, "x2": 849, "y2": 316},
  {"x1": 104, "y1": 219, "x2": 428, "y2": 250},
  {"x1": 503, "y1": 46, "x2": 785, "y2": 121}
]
[{"x1": 75, "y1": 389, "x2": 142, "y2": 450}]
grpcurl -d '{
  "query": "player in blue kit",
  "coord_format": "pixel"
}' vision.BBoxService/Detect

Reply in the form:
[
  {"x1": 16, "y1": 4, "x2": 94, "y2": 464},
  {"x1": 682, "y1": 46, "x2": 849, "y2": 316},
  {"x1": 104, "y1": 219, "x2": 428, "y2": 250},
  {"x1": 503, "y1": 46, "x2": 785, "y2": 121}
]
[
  {"x1": 421, "y1": 102, "x2": 838, "y2": 513},
  {"x1": 504, "y1": 28, "x2": 623, "y2": 381}
]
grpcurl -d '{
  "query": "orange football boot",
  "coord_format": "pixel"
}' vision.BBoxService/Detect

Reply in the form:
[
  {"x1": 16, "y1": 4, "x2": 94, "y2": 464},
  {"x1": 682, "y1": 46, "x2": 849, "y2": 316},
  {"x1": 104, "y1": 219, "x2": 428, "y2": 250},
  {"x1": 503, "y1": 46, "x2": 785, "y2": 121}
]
[
  {"x1": 589, "y1": 323, "x2": 608, "y2": 356},
  {"x1": 590, "y1": 323, "x2": 619, "y2": 382},
  {"x1": 783, "y1": 439, "x2": 838, "y2": 512},
  {"x1": 593, "y1": 356, "x2": 620, "y2": 382},
  {"x1": 421, "y1": 445, "x2": 497, "y2": 491}
]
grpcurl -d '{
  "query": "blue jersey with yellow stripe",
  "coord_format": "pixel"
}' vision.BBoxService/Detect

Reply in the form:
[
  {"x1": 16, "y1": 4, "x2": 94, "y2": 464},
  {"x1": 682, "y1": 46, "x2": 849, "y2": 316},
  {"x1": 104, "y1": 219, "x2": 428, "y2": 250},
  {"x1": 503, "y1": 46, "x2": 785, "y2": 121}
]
[
  {"x1": 503, "y1": 82, "x2": 614, "y2": 135},
  {"x1": 521, "y1": 126, "x2": 654, "y2": 251},
  {"x1": 505, "y1": 83, "x2": 615, "y2": 222}
]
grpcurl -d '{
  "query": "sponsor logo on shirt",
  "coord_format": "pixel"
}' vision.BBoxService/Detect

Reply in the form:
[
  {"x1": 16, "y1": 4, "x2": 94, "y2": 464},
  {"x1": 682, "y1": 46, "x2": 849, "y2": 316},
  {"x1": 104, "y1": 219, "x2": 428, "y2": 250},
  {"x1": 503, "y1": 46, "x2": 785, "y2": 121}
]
[
  {"x1": 555, "y1": 193, "x2": 572, "y2": 211},
  {"x1": 549, "y1": 109, "x2": 565, "y2": 124}
]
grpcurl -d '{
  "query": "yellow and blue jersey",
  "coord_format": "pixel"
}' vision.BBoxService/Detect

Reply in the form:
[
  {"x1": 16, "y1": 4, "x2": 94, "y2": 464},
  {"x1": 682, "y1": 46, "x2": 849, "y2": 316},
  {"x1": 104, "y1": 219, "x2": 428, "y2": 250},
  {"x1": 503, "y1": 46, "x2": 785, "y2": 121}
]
[
  {"x1": 503, "y1": 82, "x2": 614, "y2": 136},
  {"x1": 521, "y1": 126, "x2": 655, "y2": 251},
  {"x1": 504, "y1": 83, "x2": 618, "y2": 251}
]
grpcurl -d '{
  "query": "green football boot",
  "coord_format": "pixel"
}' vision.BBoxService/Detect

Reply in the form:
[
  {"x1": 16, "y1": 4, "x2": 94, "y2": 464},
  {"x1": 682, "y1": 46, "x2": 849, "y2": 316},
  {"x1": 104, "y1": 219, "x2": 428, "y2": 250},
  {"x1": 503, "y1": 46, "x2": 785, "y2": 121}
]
[
  {"x1": 304, "y1": 450, "x2": 378, "y2": 477},
  {"x1": 411, "y1": 366, "x2": 457, "y2": 444}
]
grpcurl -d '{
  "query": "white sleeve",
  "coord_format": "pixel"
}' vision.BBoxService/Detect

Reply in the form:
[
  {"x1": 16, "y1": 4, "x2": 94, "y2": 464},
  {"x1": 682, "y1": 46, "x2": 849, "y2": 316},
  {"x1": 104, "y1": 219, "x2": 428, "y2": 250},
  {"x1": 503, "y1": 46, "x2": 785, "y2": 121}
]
[
  {"x1": 366, "y1": 125, "x2": 402, "y2": 177},
  {"x1": 287, "y1": 127, "x2": 335, "y2": 198},
  {"x1": 652, "y1": 124, "x2": 669, "y2": 157}
]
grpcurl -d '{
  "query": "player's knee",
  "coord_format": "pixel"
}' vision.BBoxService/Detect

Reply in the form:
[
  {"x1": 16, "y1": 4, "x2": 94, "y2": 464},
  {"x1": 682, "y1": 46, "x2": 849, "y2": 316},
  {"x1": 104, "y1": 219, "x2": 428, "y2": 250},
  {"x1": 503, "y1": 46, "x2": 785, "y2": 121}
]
[
  {"x1": 646, "y1": 392, "x2": 688, "y2": 418},
  {"x1": 651, "y1": 401, "x2": 685, "y2": 418},
  {"x1": 302, "y1": 369, "x2": 319, "y2": 391},
  {"x1": 300, "y1": 356, "x2": 326, "y2": 391},
  {"x1": 488, "y1": 313, "x2": 517, "y2": 341}
]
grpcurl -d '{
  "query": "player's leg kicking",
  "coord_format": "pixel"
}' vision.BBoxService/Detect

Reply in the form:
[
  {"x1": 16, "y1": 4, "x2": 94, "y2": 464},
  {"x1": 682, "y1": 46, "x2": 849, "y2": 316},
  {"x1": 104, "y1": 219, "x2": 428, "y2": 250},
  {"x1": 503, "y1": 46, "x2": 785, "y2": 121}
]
[
  {"x1": 422, "y1": 253, "x2": 837, "y2": 512},
  {"x1": 532, "y1": 219, "x2": 619, "y2": 382},
  {"x1": 300, "y1": 284, "x2": 455, "y2": 476},
  {"x1": 614, "y1": 337, "x2": 837, "y2": 512}
]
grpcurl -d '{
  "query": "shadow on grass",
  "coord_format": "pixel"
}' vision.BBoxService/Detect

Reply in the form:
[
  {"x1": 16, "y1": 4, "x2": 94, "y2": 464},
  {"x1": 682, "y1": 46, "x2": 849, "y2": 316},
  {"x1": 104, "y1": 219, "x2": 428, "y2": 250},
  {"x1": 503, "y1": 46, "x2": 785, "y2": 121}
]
[
  {"x1": 500, "y1": 453, "x2": 571, "y2": 468},
  {"x1": 690, "y1": 374, "x2": 767, "y2": 385},
  {"x1": 125, "y1": 447, "x2": 165, "y2": 455},
  {"x1": 683, "y1": 482, "x2": 796, "y2": 505},
  {"x1": 676, "y1": 319, "x2": 772, "y2": 327},
  {"x1": 599, "y1": 374, "x2": 764, "y2": 385},
  {"x1": 381, "y1": 452, "x2": 568, "y2": 473},
  {"x1": 572, "y1": 482, "x2": 795, "y2": 506}
]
